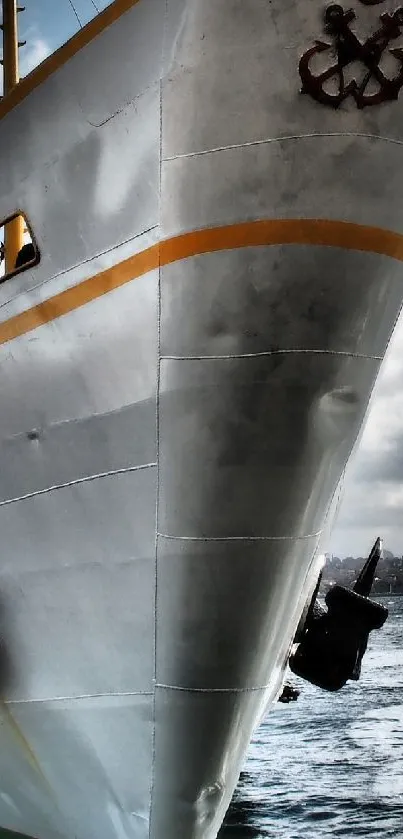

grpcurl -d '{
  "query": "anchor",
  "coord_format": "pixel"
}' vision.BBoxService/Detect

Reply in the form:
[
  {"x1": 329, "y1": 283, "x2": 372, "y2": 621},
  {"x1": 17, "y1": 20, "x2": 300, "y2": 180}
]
[
  {"x1": 299, "y1": 4, "x2": 403, "y2": 108},
  {"x1": 289, "y1": 538, "x2": 388, "y2": 691}
]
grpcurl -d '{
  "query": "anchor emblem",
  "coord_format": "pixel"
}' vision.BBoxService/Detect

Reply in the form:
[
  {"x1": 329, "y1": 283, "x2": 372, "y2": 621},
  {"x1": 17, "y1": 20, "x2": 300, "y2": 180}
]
[{"x1": 299, "y1": 4, "x2": 403, "y2": 108}]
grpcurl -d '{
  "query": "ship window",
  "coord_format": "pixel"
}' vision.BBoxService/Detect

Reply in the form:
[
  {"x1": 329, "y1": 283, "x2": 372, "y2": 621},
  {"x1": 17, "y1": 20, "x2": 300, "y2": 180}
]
[{"x1": 0, "y1": 213, "x2": 39, "y2": 283}]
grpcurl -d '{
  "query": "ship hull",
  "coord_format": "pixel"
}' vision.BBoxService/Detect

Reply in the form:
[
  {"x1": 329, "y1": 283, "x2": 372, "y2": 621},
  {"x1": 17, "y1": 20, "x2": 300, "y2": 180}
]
[{"x1": 0, "y1": 0, "x2": 403, "y2": 837}]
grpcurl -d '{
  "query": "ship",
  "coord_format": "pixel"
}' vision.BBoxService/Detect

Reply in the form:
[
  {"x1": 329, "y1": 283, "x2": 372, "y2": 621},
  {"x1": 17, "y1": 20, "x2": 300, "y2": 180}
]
[{"x1": 0, "y1": 0, "x2": 401, "y2": 837}]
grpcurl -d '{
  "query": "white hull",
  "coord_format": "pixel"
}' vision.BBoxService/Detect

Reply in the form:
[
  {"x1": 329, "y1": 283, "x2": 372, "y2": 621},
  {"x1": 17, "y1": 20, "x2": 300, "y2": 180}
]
[{"x1": 0, "y1": 0, "x2": 402, "y2": 837}]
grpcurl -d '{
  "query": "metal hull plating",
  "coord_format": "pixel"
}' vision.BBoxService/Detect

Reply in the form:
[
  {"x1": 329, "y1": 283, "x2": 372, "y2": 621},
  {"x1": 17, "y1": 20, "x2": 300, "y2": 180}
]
[{"x1": 0, "y1": 1, "x2": 402, "y2": 837}]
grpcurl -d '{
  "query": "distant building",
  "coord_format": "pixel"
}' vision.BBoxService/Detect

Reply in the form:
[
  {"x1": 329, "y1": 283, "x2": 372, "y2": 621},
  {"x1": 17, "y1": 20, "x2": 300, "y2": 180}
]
[{"x1": 320, "y1": 550, "x2": 403, "y2": 595}]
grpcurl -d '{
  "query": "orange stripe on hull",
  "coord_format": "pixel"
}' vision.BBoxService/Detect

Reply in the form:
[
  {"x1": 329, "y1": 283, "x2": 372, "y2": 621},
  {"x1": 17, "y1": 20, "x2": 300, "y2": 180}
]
[{"x1": 0, "y1": 218, "x2": 402, "y2": 347}]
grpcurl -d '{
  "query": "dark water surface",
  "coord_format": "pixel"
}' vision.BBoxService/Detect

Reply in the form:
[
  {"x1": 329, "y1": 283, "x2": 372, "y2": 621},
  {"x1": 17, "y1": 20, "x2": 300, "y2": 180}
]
[{"x1": 220, "y1": 597, "x2": 403, "y2": 838}]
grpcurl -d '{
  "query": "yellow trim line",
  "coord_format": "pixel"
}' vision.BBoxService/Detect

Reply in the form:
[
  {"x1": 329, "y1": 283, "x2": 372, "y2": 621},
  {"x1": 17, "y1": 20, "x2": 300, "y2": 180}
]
[
  {"x1": 0, "y1": 217, "x2": 402, "y2": 347},
  {"x1": 0, "y1": 0, "x2": 141, "y2": 120}
]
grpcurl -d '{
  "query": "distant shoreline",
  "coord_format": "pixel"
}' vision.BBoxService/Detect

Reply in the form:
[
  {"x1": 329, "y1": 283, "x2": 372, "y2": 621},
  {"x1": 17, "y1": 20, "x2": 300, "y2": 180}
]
[
  {"x1": 321, "y1": 554, "x2": 403, "y2": 597},
  {"x1": 320, "y1": 588, "x2": 403, "y2": 598}
]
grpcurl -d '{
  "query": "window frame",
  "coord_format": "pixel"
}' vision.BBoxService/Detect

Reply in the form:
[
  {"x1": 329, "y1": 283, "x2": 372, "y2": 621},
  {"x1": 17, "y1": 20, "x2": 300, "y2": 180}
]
[{"x1": 0, "y1": 210, "x2": 40, "y2": 284}]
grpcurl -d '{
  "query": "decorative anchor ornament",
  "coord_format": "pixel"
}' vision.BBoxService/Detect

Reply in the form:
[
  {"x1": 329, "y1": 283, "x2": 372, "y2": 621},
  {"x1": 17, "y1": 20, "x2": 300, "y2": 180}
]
[{"x1": 299, "y1": 3, "x2": 403, "y2": 108}]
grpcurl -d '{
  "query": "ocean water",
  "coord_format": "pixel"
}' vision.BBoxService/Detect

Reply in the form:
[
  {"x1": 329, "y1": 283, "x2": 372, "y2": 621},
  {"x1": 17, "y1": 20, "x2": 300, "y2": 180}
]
[{"x1": 220, "y1": 597, "x2": 403, "y2": 838}]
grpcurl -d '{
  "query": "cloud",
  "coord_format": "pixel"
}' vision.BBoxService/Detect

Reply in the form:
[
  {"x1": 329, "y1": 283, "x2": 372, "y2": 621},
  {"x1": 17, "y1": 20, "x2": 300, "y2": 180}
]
[
  {"x1": 0, "y1": 33, "x2": 51, "y2": 96},
  {"x1": 20, "y1": 36, "x2": 52, "y2": 77},
  {"x1": 0, "y1": 15, "x2": 53, "y2": 95},
  {"x1": 330, "y1": 313, "x2": 403, "y2": 557},
  {"x1": 355, "y1": 437, "x2": 403, "y2": 484}
]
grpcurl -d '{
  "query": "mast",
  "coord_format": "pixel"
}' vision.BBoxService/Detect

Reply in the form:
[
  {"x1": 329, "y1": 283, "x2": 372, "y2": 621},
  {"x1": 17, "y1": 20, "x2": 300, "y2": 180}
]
[{"x1": 2, "y1": 0, "x2": 24, "y2": 273}]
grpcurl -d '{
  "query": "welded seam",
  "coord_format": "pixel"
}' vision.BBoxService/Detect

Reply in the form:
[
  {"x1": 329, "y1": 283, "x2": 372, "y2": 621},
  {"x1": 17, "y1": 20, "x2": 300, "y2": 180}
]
[
  {"x1": 163, "y1": 131, "x2": 403, "y2": 161},
  {"x1": 155, "y1": 683, "x2": 273, "y2": 693},
  {"x1": 1, "y1": 398, "x2": 155, "y2": 445},
  {"x1": 0, "y1": 223, "x2": 159, "y2": 315},
  {"x1": 157, "y1": 531, "x2": 321, "y2": 542},
  {"x1": 6, "y1": 690, "x2": 154, "y2": 705},
  {"x1": 148, "y1": 48, "x2": 166, "y2": 839},
  {"x1": 85, "y1": 82, "x2": 158, "y2": 128},
  {"x1": 161, "y1": 349, "x2": 382, "y2": 361},
  {"x1": 0, "y1": 462, "x2": 157, "y2": 507}
]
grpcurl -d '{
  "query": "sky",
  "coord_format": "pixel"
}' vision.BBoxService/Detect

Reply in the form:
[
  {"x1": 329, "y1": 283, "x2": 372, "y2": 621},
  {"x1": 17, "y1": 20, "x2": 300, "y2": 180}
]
[
  {"x1": 330, "y1": 320, "x2": 403, "y2": 559},
  {"x1": 3, "y1": 0, "x2": 403, "y2": 559},
  {"x1": 15, "y1": 0, "x2": 111, "y2": 79}
]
